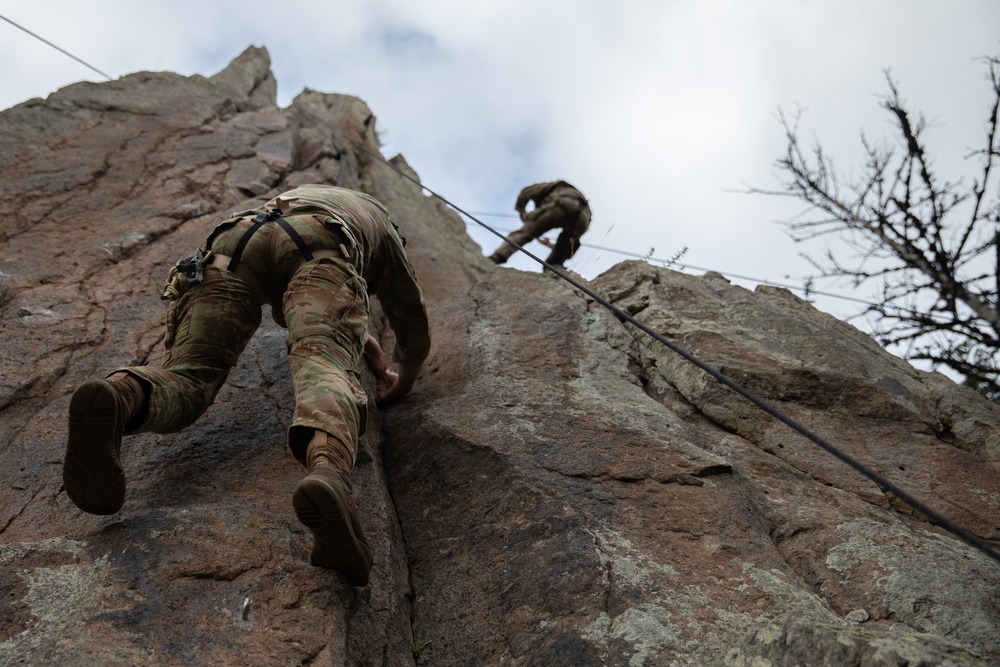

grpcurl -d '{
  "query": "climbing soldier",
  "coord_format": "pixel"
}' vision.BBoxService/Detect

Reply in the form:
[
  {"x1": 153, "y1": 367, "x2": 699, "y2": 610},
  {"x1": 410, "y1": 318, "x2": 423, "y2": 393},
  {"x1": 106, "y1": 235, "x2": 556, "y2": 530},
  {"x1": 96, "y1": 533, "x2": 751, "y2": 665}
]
[
  {"x1": 488, "y1": 180, "x2": 592, "y2": 268},
  {"x1": 62, "y1": 184, "x2": 430, "y2": 587}
]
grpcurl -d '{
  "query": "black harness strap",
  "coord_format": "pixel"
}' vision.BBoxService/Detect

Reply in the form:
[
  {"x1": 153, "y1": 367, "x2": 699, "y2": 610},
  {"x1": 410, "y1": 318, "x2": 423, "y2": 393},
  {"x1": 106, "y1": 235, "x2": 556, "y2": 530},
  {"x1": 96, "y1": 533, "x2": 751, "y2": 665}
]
[
  {"x1": 226, "y1": 212, "x2": 271, "y2": 273},
  {"x1": 227, "y1": 209, "x2": 314, "y2": 273},
  {"x1": 275, "y1": 216, "x2": 315, "y2": 262}
]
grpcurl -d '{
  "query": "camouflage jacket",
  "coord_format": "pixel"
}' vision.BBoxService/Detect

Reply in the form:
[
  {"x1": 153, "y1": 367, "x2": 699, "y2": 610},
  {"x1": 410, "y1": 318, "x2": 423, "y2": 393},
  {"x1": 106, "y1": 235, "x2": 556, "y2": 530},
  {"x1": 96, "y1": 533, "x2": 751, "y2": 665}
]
[
  {"x1": 209, "y1": 184, "x2": 430, "y2": 367},
  {"x1": 514, "y1": 180, "x2": 589, "y2": 216}
]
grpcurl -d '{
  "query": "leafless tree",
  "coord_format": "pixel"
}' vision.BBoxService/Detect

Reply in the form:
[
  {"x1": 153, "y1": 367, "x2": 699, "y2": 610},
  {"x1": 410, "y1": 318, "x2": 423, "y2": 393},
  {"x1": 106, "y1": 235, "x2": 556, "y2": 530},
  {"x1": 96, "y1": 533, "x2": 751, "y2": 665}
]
[{"x1": 752, "y1": 55, "x2": 1000, "y2": 397}]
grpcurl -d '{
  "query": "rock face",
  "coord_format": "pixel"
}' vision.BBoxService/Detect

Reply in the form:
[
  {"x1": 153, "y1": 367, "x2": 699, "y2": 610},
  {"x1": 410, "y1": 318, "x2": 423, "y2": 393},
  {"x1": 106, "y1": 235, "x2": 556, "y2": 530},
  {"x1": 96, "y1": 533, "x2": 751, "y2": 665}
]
[{"x1": 1, "y1": 46, "x2": 998, "y2": 666}]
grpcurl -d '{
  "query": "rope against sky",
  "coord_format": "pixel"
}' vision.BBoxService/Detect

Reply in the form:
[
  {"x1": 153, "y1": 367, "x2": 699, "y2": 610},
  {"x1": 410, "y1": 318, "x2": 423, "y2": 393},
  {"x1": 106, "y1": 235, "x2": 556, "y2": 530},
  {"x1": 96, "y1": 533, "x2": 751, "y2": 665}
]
[{"x1": 1, "y1": 13, "x2": 112, "y2": 81}]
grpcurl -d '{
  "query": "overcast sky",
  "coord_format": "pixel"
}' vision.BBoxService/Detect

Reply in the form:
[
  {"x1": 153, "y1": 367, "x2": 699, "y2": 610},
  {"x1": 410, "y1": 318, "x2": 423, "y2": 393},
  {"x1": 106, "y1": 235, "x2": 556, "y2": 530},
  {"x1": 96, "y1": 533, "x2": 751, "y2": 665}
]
[{"x1": 3, "y1": 1, "x2": 999, "y2": 373}]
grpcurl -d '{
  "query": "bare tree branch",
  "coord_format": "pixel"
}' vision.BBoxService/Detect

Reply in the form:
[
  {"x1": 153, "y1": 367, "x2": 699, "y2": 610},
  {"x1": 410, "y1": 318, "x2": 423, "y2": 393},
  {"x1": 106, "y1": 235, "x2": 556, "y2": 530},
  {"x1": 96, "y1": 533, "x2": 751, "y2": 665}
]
[{"x1": 747, "y1": 55, "x2": 1000, "y2": 397}]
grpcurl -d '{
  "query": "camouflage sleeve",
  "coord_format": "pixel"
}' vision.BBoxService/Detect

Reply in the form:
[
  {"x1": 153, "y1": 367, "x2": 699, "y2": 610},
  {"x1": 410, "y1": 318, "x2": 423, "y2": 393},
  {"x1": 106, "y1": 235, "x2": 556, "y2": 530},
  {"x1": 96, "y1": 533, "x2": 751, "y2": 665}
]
[
  {"x1": 515, "y1": 182, "x2": 553, "y2": 214},
  {"x1": 373, "y1": 221, "x2": 431, "y2": 367}
]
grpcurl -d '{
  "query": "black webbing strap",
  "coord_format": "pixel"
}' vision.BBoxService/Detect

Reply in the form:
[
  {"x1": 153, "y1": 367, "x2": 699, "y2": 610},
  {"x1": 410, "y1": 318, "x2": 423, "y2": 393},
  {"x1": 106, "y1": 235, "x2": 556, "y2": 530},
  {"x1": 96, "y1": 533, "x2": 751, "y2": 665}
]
[
  {"x1": 275, "y1": 216, "x2": 315, "y2": 262},
  {"x1": 227, "y1": 210, "x2": 314, "y2": 272},
  {"x1": 227, "y1": 212, "x2": 272, "y2": 273}
]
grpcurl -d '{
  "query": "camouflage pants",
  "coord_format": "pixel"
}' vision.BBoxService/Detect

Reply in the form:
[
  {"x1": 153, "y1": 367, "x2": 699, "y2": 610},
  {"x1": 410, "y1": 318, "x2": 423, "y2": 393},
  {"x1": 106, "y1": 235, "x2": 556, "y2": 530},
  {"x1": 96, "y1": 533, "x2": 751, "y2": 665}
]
[
  {"x1": 492, "y1": 198, "x2": 592, "y2": 266},
  {"x1": 116, "y1": 215, "x2": 370, "y2": 467}
]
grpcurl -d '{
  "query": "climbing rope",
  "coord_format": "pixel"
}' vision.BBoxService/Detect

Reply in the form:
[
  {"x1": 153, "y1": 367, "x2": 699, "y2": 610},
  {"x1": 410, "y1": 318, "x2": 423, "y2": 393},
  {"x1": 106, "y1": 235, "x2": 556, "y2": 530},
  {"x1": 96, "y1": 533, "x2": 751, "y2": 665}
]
[
  {"x1": 1, "y1": 13, "x2": 112, "y2": 81},
  {"x1": 349, "y1": 137, "x2": 1000, "y2": 566}
]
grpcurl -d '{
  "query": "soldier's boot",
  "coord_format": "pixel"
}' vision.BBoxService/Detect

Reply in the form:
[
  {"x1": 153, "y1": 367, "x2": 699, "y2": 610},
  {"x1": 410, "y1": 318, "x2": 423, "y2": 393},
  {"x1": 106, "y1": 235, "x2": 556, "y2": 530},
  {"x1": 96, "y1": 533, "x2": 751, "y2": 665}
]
[
  {"x1": 64, "y1": 373, "x2": 147, "y2": 515},
  {"x1": 292, "y1": 430, "x2": 372, "y2": 586},
  {"x1": 488, "y1": 251, "x2": 507, "y2": 265}
]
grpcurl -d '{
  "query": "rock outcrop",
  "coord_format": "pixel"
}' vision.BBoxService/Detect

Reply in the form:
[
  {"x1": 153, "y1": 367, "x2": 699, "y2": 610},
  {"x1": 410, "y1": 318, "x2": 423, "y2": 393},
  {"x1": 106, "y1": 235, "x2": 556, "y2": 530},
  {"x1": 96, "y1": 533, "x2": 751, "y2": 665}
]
[{"x1": 1, "y1": 47, "x2": 998, "y2": 666}]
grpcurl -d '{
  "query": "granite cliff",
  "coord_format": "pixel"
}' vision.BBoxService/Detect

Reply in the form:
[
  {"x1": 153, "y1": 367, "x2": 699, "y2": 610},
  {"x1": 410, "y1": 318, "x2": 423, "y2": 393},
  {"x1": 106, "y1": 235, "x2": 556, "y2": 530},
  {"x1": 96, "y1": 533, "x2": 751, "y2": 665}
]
[{"x1": 1, "y1": 47, "x2": 999, "y2": 666}]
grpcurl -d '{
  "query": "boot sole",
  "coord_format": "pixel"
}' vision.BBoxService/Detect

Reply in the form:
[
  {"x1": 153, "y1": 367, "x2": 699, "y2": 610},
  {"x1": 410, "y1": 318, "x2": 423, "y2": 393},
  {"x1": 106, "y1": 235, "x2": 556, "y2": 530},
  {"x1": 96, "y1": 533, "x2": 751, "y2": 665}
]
[
  {"x1": 292, "y1": 477, "x2": 372, "y2": 586},
  {"x1": 64, "y1": 380, "x2": 126, "y2": 515}
]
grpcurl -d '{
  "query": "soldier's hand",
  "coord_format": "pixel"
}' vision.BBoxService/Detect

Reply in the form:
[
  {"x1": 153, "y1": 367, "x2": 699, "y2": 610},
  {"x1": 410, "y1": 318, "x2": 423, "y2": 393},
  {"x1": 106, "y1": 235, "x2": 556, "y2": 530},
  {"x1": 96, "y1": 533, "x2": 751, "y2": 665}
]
[
  {"x1": 376, "y1": 362, "x2": 421, "y2": 405},
  {"x1": 376, "y1": 370, "x2": 400, "y2": 403},
  {"x1": 377, "y1": 370, "x2": 411, "y2": 405}
]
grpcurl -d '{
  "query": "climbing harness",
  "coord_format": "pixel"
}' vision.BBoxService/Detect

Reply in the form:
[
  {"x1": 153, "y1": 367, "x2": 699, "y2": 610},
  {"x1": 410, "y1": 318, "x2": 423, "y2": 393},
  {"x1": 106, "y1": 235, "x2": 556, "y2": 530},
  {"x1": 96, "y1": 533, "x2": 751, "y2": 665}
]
[
  {"x1": 227, "y1": 209, "x2": 314, "y2": 273},
  {"x1": 348, "y1": 136, "x2": 1000, "y2": 567},
  {"x1": 162, "y1": 209, "x2": 319, "y2": 301}
]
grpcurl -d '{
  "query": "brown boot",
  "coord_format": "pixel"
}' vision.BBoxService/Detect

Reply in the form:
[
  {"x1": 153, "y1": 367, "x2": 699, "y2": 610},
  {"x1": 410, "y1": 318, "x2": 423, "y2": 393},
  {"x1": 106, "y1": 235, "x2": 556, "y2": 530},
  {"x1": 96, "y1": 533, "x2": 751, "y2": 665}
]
[
  {"x1": 63, "y1": 373, "x2": 147, "y2": 515},
  {"x1": 292, "y1": 431, "x2": 372, "y2": 586}
]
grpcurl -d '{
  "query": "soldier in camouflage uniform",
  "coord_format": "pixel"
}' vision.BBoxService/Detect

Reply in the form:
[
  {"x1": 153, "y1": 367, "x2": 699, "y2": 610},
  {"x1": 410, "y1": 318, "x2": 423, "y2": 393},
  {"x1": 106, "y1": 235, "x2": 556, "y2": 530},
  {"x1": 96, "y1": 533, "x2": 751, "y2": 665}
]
[
  {"x1": 488, "y1": 180, "x2": 591, "y2": 268},
  {"x1": 63, "y1": 184, "x2": 430, "y2": 587}
]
